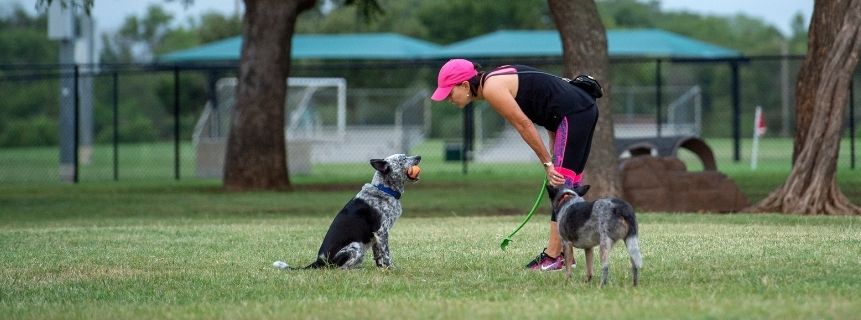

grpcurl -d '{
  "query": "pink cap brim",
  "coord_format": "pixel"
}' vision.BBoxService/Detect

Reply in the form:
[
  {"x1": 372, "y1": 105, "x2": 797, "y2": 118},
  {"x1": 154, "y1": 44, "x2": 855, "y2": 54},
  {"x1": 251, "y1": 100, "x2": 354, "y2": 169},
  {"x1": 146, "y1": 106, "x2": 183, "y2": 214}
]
[{"x1": 431, "y1": 86, "x2": 453, "y2": 101}]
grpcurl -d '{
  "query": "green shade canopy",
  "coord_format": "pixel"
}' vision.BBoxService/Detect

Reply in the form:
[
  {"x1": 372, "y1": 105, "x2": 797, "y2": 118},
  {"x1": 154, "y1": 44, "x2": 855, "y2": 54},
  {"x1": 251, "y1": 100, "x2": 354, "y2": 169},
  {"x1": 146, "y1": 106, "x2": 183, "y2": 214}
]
[
  {"x1": 436, "y1": 29, "x2": 740, "y2": 59},
  {"x1": 159, "y1": 33, "x2": 443, "y2": 62},
  {"x1": 159, "y1": 28, "x2": 740, "y2": 62}
]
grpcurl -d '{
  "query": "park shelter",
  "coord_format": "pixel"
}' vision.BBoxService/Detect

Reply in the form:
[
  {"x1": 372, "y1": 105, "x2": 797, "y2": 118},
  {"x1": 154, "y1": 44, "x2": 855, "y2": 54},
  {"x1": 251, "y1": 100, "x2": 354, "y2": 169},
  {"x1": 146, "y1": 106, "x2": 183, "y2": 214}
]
[
  {"x1": 159, "y1": 32, "x2": 443, "y2": 62},
  {"x1": 161, "y1": 29, "x2": 751, "y2": 173},
  {"x1": 160, "y1": 29, "x2": 744, "y2": 151},
  {"x1": 435, "y1": 28, "x2": 740, "y2": 59},
  {"x1": 159, "y1": 28, "x2": 741, "y2": 62},
  {"x1": 160, "y1": 28, "x2": 744, "y2": 150}
]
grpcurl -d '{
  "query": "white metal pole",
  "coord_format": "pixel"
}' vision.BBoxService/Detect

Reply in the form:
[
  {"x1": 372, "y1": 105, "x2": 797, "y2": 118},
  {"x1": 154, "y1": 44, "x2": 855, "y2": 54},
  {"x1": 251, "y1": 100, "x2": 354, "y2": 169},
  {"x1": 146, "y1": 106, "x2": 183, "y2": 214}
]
[{"x1": 751, "y1": 106, "x2": 762, "y2": 170}]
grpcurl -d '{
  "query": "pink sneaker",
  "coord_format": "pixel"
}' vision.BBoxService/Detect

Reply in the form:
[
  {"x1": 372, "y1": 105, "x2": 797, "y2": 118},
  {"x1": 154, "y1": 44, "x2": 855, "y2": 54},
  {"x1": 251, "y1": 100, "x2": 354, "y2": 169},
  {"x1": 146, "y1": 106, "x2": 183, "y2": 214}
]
[{"x1": 525, "y1": 249, "x2": 571, "y2": 271}]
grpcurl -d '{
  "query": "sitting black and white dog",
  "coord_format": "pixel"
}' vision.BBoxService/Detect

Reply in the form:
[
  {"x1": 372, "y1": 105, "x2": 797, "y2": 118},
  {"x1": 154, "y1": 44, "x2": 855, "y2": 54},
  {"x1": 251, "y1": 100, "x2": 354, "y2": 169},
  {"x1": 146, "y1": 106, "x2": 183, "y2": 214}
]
[
  {"x1": 274, "y1": 154, "x2": 421, "y2": 270},
  {"x1": 549, "y1": 185, "x2": 643, "y2": 286}
]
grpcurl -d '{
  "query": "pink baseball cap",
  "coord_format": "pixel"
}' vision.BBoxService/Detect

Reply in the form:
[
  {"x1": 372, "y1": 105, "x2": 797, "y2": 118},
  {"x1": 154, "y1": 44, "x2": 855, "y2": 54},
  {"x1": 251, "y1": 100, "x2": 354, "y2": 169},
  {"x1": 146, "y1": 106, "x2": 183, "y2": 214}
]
[{"x1": 431, "y1": 59, "x2": 478, "y2": 101}]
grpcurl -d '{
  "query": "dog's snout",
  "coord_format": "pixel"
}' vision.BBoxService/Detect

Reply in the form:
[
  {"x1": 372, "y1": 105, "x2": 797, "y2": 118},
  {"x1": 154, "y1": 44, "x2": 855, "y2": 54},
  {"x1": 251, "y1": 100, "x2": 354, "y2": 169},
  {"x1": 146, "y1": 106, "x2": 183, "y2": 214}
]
[{"x1": 414, "y1": 156, "x2": 422, "y2": 163}]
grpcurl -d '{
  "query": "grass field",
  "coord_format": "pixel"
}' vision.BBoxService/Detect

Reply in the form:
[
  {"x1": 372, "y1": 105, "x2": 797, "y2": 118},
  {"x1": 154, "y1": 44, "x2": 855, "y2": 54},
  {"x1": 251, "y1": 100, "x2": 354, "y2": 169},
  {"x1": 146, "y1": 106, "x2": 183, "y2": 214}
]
[
  {"x1": 2, "y1": 138, "x2": 860, "y2": 205},
  {"x1": 2, "y1": 137, "x2": 860, "y2": 318},
  {"x1": 2, "y1": 182, "x2": 861, "y2": 319},
  {"x1": 1, "y1": 137, "x2": 858, "y2": 180}
]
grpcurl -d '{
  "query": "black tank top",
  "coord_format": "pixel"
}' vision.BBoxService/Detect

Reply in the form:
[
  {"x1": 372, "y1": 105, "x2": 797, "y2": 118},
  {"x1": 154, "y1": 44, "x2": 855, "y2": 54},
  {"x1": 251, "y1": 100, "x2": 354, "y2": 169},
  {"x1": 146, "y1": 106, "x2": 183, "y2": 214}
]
[{"x1": 485, "y1": 65, "x2": 595, "y2": 130}]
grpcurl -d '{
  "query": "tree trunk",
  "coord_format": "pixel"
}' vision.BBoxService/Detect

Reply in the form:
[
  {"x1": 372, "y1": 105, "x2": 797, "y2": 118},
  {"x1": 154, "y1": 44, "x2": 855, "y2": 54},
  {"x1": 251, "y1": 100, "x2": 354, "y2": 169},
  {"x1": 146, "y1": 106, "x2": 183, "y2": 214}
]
[
  {"x1": 749, "y1": 0, "x2": 861, "y2": 215},
  {"x1": 793, "y1": 1, "x2": 844, "y2": 161},
  {"x1": 548, "y1": 0, "x2": 621, "y2": 198},
  {"x1": 224, "y1": 0, "x2": 316, "y2": 191}
]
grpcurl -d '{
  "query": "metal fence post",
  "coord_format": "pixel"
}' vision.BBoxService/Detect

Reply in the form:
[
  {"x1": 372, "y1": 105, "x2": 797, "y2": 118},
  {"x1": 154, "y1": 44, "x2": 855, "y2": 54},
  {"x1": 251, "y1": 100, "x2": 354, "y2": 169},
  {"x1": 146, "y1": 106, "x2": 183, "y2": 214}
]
[
  {"x1": 655, "y1": 59, "x2": 663, "y2": 137},
  {"x1": 462, "y1": 102, "x2": 474, "y2": 175},
  {"x1": 174, "y1": 66, "x2": 180, "y2": 180},
  {"x1": 208, "y1": 71, "x2": 219, "y2": 136},
  {"x1": 113, "y1": 71, "x2": 119, "y2": 181},
  {"x1": 731, "y1": 60, "x2": 741, "y2": 162},
  {"x1": 73, "y1": 64, "x2": 79, "y2": 183}
]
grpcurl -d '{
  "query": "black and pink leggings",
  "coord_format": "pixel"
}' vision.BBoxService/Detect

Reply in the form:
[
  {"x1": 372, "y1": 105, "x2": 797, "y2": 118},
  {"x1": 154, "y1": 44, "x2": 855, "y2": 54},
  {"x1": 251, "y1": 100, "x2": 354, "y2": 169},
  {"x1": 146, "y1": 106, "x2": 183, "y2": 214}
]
[{"x1": 548, "y1": 105, "x2": 598, "y2": 221}]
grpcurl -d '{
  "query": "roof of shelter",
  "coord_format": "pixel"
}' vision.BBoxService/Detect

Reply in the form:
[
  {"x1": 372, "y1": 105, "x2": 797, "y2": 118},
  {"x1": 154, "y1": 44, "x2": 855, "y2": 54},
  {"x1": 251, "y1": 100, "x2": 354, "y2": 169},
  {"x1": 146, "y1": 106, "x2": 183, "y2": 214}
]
[
  {"x1": 159, "y1": 33, "x2": 443, "y2": 62},
  {"x1": 159, "y1": 28, "x2": 740, "y2": 62},
  {"x1": 437, "y1": 29, "x2": 741, "y2": 59}
]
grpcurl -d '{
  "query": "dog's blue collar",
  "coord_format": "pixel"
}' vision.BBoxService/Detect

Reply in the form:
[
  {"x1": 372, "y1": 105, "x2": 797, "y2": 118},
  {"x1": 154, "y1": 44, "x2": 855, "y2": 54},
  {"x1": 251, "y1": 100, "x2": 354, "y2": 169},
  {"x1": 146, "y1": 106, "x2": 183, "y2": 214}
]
[{"x1": 374, "y1": 184, "x2": 401, "y2": 199}]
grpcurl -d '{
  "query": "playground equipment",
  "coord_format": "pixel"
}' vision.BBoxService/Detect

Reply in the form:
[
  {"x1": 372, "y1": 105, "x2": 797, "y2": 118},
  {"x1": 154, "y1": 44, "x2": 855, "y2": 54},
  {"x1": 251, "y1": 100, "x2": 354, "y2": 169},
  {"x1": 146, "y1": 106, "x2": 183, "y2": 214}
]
[{"x1": 616, "y1": 137, "x2": 748, "y2": 212}]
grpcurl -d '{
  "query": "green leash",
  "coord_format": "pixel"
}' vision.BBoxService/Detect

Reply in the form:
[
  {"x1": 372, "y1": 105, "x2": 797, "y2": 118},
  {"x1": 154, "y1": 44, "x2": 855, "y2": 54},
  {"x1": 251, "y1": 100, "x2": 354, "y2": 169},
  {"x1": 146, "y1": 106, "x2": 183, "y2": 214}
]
[{"x1": 499, "y1": 176, "x2": 547, "y2": 251}]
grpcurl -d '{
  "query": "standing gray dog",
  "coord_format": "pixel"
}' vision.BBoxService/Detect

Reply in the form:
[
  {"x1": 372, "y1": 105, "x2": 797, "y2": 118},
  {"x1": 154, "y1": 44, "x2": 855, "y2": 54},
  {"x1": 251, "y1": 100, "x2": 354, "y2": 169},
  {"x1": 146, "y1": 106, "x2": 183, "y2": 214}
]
[
  {"x1": 549, "y1": 185, "x2": 643, "y2": 286},
  {"x1": 274, "y1": 154, "x2": 421, "y2": 270}
]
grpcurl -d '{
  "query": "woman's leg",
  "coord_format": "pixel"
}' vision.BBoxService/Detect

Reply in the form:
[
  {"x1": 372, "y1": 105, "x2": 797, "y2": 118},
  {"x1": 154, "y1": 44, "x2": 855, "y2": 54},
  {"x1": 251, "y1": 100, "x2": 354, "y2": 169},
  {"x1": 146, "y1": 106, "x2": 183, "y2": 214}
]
[
  {"x1": 545, "y1": 107, "x2": 599, "y2": 257},
  {"x1": 545, "y1": 222, "x2": 563, "y2": 257},
  {"x1": 555, "y1": 107, "x2": 599, "y2": 186},
  {"x1": 527, "y1": 107, "x2": 599, "y2": 269}
]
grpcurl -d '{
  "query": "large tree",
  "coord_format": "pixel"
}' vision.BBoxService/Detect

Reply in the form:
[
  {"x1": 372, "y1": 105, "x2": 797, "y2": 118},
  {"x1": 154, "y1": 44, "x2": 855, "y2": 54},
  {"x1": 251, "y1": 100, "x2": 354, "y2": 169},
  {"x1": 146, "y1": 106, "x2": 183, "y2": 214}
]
[
  {"x1": 548, "y1": 0, "x2": 620, "y2": 198},
  {"x1": 223, "y1": 0, "x2": 316, "y2": 191},
  {"x1": 749, "y1": 0, "x2": 861, "y2": 215}
]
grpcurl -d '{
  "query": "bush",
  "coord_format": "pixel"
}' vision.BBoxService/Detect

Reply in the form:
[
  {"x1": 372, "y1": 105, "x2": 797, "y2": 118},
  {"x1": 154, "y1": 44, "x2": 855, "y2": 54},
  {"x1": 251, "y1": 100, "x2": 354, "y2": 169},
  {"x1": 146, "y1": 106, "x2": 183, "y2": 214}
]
[
  {"x1": 116, "y1": 117, "x2": 158, "y2": 142},
  {"x1": 0, "y1": 116, "x2": 58, "y2": 147}
]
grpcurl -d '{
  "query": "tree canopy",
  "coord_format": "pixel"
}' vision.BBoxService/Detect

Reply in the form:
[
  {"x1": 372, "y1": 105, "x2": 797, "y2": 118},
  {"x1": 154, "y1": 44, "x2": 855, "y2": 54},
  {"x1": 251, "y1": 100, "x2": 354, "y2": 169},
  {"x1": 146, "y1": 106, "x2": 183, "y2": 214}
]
[
  {"x1": 0, "y1": 0, "x2": 810, "y2": 65},
  {"x1": 293, "y1": 0, "x2": 807, "y2": 54}
]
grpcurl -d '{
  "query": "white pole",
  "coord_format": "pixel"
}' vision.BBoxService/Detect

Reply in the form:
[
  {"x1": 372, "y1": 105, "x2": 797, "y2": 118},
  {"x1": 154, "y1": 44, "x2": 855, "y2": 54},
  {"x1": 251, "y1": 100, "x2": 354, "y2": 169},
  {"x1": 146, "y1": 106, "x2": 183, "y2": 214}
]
[
  {"x1": 49, "y1": 1, "x2": 77, "y2": 182},
  {"x1": 751, "y1": 106, "x2": 762, "y2": 170}
]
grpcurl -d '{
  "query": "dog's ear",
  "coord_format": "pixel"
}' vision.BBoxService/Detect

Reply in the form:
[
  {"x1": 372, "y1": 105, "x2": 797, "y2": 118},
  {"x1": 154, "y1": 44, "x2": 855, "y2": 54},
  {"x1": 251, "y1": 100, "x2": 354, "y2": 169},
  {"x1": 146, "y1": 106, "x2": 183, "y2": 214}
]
[
  {"x1": 370, "y1": 159, "x2": 391, "y2": 174},
  {"x1": 573, "y1": 184, "x2": 590, "y2": 197},
  {"x1": 553, "y1": 189, "x2": 578, "y2": 209},
  {"x1": 548, "y1": 186, "x2": 572, "y2": 206}
]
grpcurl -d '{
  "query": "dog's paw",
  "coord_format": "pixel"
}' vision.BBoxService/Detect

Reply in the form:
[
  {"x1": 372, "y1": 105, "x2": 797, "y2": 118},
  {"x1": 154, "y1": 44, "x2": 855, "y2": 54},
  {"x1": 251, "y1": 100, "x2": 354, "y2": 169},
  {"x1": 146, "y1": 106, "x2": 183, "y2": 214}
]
[{"x1": 272, "y1": 261, "x2": 289, "y2": 270}]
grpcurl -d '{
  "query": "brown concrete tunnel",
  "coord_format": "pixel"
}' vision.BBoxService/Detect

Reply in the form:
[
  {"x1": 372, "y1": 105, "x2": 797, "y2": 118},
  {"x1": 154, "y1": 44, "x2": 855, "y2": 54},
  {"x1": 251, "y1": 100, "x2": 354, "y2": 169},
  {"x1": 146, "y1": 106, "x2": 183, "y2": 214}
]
[{"x1": 615, "y1": 136, "x2": 717, "y2": 171}]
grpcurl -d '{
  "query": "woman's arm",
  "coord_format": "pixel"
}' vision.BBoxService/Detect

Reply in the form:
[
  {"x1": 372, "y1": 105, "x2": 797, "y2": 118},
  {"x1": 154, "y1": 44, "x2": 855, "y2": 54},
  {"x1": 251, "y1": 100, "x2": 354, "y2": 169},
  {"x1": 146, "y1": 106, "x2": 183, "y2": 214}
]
[{"x1": 484, "y1": 88, "x2": 550, "y2": 164}]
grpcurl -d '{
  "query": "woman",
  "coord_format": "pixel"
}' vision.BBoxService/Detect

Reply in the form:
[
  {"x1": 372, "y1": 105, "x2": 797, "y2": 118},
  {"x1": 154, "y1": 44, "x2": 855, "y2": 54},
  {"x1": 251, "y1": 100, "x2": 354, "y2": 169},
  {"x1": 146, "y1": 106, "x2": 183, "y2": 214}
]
[{"x1": 430, "y1": 58, "x2": 599, "y2": 271}]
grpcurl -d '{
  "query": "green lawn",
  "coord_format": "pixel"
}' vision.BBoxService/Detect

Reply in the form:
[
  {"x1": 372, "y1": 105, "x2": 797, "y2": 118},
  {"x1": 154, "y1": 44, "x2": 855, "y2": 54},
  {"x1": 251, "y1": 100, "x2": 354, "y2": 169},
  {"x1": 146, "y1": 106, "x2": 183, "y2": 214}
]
[
  {"x1": 2, "y1": 137, "x2": 858, "y2": 180},
  {"x1": 1, "y1": 182, "x2": 860, "y2": 319},
  {"x1": 3, "y1": 138, "x2": 860, "y2": 204}
]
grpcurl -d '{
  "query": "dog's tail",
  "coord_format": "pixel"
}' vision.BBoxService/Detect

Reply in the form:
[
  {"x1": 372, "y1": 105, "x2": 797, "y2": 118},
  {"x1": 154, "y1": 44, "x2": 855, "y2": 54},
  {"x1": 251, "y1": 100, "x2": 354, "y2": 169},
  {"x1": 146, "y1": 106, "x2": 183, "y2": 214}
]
[
  {"x1": 613, "y1": 199, "x2": 643, "y2": 270},
  {"x1": 624, "y1": 234, "x2": 643, "y2": 286},
  {"x1": 273, "y1": 259, "x2": 328, "y2": 270},
  {"x1": 624, "y1": 234, "x2": 644, "y2": 269}
]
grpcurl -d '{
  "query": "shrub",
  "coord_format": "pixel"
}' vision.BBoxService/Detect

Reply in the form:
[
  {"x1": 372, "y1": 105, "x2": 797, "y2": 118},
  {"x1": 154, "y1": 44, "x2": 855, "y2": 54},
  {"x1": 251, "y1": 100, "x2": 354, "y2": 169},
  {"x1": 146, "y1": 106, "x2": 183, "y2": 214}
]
[{"x1": 0, "y1": 115, "x2": 58, "y2": 147}]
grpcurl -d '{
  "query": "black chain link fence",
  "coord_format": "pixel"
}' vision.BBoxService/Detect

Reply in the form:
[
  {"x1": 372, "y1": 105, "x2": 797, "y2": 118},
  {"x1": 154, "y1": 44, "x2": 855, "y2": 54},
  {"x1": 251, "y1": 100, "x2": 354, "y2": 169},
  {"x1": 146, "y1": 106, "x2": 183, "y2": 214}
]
[{"x1": 0, "y1": 57, "x2": 857, "y2": 184}]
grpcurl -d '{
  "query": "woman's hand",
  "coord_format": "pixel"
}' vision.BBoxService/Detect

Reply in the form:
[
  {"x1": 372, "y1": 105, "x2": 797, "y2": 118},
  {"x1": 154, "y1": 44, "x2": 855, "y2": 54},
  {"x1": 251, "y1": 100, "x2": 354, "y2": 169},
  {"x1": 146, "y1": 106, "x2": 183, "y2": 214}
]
[{"x1": 545, "y1": 165, "x2": 566, "y2": 186}]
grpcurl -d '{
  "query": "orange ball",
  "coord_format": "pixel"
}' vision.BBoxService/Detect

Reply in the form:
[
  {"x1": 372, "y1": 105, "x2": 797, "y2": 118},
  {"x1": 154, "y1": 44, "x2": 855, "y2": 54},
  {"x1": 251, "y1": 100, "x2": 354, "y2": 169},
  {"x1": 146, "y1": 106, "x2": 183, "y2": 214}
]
[{"x1": 407, "y1": 166, "x2": 421, "y2": 179}]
